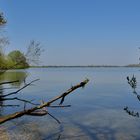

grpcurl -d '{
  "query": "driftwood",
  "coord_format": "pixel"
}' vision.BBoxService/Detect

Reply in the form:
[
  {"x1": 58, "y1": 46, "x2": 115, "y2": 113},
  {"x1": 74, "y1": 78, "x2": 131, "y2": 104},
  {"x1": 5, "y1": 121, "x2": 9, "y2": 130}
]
[{"x1": 0, "y1": 79, "x2": 89, "y2": 124}]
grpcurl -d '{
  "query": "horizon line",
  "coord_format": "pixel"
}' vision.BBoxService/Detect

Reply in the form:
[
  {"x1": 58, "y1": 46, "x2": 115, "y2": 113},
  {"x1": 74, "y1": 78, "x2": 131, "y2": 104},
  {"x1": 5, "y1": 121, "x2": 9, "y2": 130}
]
[{"x1": 30, "y1": 64, "x2": 140, "y2": 68}]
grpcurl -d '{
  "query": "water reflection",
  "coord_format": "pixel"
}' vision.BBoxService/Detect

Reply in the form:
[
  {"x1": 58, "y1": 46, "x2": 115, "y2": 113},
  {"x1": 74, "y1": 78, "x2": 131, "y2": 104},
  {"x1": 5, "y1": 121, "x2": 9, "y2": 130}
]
[
  {"x1": 125, "y1": 75, "x2": 140, "y2": 118},
  {"x1": 0, "y1": 70, "x2": 28, "y2": 87},
  {"x1": 0, "y1": 70, "x2": 28, "y2": 115},
  {"x1": 0, "y1": 85, "x2": 4, "y2": 114},
  {"x1": 0, "y1": 70, "x2": 28, "y2": 99},
  {"x1": 4, "y1": 118, "x2": 63, "y2": 140}
]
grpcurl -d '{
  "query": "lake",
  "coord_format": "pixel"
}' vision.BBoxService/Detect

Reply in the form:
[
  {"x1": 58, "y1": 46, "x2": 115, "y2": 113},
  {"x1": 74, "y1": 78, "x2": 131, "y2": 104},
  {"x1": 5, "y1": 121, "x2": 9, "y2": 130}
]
[{"x1": 1, "y1": 67, "x2": 140, "y2": 140}]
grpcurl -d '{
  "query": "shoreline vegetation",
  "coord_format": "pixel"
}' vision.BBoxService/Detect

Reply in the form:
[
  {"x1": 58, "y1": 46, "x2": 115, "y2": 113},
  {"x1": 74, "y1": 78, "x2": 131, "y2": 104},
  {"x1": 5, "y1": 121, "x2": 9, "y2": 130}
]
[{"x1": 0, "y1": 50, "x2": 29, "y2": 70}]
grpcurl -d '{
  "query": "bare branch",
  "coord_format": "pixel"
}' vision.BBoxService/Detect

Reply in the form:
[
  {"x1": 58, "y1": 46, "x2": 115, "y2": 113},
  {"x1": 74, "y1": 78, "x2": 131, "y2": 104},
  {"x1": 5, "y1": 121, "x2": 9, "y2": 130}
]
[
  {"x1": 49, "y1": 79, "x2": 89, "y2": 105},
  {"x1": 25, "y1": 40, "x2": 43, "y2": 65},
  {"x1": 0, "y1": 80, "x2": 19, "y2": 85}
]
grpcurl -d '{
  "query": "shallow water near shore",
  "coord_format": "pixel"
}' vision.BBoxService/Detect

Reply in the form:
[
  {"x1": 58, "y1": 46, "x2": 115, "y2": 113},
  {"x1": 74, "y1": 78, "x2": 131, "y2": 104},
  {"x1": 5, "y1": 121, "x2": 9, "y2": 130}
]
[{"x1": 1, "y1": 67, "x2": 140, "y2": 140}]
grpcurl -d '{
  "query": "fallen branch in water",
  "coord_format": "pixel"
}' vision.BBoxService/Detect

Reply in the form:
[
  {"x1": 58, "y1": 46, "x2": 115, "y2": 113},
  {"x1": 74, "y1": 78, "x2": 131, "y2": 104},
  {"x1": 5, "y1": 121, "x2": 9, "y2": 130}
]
[{"x1": 0, "y1": 79, "x2": 89, "y2": 124}]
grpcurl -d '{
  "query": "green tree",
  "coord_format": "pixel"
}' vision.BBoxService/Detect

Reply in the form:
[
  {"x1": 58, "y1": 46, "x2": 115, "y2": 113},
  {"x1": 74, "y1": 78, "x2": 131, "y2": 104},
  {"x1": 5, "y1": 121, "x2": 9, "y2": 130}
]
[{"x1": 8, "y1": 50, "x2": 29, "y2": 68}]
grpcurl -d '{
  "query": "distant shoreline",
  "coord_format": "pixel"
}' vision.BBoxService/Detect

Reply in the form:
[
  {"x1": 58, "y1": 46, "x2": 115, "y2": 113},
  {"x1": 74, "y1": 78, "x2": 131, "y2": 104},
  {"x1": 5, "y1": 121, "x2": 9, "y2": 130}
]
[{"x1": 30, "y1": 64, "x2": 140, "y2": 68}]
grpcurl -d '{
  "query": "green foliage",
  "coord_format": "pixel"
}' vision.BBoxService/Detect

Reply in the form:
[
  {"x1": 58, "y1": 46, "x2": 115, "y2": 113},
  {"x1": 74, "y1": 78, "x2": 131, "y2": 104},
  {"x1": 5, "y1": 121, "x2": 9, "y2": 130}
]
[
  {"x1": 8, "y1": 50, "x2": 29, "y2": 69},
  {"x1": 0, "y1": 42, "x2": 43, "y2": 69},
  {"x1": 0, "y1": 55, "x2": 6, "y2": 69},
  {"x1": 0, "y1": 50, "x2": 29, "y2": 69},
  {"x1": 0, "y1": 71, "x2": 27, "y2": 87}
]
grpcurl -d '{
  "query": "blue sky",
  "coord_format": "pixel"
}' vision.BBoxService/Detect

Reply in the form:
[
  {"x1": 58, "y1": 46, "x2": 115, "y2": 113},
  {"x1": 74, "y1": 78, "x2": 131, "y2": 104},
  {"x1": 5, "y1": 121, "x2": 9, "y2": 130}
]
[{"x1": 0, "y1": 0, "x2": 140, "y2": 65}]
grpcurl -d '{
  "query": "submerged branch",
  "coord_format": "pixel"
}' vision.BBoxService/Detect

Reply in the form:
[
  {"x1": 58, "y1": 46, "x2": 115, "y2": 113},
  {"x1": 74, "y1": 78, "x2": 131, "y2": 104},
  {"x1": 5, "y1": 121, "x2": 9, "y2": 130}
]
[
  {"x1": 48, "y1": 112, "x2": 61, "y2": 124},
  {"x1": 0, "y1": 80, "x2": 19, "y2": 85},
  {"x1": 1, "y1": 79, "x2": 39, "y2": 98},
  {"x1": 0, "y1": 104, "x2": 19, "y2": 107}
]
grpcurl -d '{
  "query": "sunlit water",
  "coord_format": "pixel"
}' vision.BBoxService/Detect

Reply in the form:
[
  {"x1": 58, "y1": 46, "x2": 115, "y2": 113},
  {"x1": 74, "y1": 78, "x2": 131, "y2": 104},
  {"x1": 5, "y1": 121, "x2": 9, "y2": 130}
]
[{"x1": 1, "y1": 67, "x2": 140, "y2": 140}]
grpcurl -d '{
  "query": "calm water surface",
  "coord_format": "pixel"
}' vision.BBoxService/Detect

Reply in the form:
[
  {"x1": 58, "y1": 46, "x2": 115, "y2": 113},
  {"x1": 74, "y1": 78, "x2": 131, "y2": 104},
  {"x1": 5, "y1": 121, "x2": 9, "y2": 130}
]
[{"x1": 1, "y1": 67, "x2": 140, "y2": 140}]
